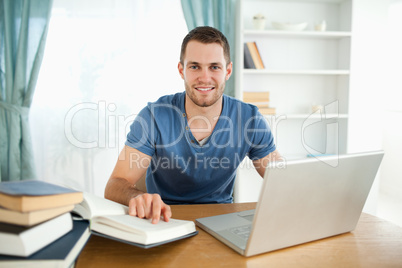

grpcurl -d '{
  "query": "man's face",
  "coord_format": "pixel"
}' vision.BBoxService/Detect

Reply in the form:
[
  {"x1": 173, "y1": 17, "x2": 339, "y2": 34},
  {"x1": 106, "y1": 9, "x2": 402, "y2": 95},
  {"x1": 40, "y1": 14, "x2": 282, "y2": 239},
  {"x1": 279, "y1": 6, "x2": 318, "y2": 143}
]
[{"x1": 178, "y1": 41, "x2": 232, "y2": 108}]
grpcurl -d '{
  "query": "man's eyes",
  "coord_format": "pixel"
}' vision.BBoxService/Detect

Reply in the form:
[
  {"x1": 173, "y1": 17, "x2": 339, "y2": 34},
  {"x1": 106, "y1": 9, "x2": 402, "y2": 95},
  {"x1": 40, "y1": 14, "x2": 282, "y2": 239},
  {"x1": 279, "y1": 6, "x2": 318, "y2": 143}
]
[{"x1": 188, "y1": 65, "x2": 221, "y2": 70}]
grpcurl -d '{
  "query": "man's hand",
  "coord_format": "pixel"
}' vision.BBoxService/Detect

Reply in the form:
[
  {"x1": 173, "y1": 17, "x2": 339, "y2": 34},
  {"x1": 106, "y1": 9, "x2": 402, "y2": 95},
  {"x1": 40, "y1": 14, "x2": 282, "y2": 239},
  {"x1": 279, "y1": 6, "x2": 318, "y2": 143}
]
[
  {"x1": 105, "y1": 147, "x2": 170, "y2": 224},
  {"x1": 128, "y1": 193, "x2": 172, "y2": 224}
]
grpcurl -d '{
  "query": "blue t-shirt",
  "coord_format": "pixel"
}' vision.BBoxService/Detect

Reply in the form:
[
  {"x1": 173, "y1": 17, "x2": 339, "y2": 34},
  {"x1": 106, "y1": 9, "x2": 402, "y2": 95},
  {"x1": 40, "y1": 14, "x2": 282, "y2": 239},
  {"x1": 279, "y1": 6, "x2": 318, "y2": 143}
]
[{"x1": 125, "y1": 92, "x2": 276, "y2": 204}]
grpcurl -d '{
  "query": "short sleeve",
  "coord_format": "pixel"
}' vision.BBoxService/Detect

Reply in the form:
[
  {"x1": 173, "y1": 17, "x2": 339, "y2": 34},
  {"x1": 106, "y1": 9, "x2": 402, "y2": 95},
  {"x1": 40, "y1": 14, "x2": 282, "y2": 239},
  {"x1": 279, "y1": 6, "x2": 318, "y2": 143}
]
[
  {"x1": 246, "y1": 112, "x2": 276, "y2": 160},
  {"x1": 125, "y1": 106, "x2": 157, "y2": 157}
]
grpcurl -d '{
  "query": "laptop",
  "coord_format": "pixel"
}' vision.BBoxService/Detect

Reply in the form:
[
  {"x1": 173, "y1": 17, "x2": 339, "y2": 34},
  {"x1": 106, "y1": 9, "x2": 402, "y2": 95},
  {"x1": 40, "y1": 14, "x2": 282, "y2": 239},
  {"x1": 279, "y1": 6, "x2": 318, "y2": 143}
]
[{"x1": 195, "y1": 151, "x2": 384, "y2": 257}]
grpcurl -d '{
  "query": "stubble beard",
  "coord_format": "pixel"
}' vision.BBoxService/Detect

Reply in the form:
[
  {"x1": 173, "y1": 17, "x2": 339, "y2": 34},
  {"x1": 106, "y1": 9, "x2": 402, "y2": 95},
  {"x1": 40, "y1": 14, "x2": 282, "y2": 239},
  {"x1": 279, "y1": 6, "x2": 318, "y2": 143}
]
[{"x1": 184, "y1": 82, "x2": 225, "y2": 108}]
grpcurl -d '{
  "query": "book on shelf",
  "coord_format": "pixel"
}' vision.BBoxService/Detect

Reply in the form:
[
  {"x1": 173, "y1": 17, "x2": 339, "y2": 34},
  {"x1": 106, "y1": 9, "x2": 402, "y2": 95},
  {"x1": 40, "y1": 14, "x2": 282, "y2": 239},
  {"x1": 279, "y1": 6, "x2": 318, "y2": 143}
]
[
  {"x1": 0, "y1": 180, "x2": 83, "y2": 212},
  {"x1": 258, "y1": 107, "x2": 276, "y2": 115},
  {"x1": 0, "y1": 213, "x2": 73, "y2": 257},
  {"x1": 246, "y1": 42, "x2": 264, "y2": 69},
  {"x1": 242, "y1": 91, "x2": 276, "y2": 115},
  {"x1": 72, "y1": 192, "x2": 197, "y2": 248},
  {"x1": 0, "y1": 220, "x2": 91, "y2": 268},
  {"x1": 243, "y1": 91, "x2": 270, "y2": 107},
  {"x1": 0, "y1": 204, "x2": 74, "y2": 226},
  {"x1": 244, "y1": 43, "x2": 256, "y2": 69}
]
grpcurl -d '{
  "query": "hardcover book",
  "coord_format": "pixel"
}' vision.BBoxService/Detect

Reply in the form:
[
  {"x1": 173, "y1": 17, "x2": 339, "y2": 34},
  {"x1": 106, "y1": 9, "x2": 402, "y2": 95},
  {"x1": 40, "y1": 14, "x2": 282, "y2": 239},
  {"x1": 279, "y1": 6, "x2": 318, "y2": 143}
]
[
  {"x1": 246, "y1": 42, "x2": 265, "y2": 69},
  {"x1": 0, "y1": 205, "x2": 74, "y2": 226},
  {"x1": 0, "y1": 220, "x2": 91, "y2": 268},
  {"x1": 0, "y1": 180, "x2": 83, "y2": 212},
  {"x1": 72, "y1": 193, "x2": 197, "y2": 248},
  {"x1": 244, "y1": 43, "x2": 256, "y2": 69},
  {"x1": 0, "y1": 213, "x2": 73, "y2": 257}
]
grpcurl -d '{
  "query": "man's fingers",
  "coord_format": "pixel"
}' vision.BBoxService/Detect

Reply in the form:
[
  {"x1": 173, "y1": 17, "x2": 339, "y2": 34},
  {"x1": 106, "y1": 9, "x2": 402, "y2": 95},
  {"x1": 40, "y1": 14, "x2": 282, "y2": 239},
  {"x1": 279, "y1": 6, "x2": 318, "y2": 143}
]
[
  {"x1": 143, "y1": 194, "x2": 154, "y2": 219},
  {"x1": 151, "y1": 196, "x2": 162, "y2": 224},
  {"x1": 162, "y1": 204, "x2": 172, "y2": 222},
  {"x1": 128, "y1": 193, "x2": 170, "y2": 224},
  {"x1": 129, "y1": 196, "x2": 143, "y2": 218}
]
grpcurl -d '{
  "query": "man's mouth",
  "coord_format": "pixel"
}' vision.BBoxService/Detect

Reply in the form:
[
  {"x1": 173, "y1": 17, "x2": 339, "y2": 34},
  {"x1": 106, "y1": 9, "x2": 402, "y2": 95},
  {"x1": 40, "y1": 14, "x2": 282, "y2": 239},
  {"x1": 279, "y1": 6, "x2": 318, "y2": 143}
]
[{"x1": 195, "y1": 86, "x2": 215, "y2": 92}]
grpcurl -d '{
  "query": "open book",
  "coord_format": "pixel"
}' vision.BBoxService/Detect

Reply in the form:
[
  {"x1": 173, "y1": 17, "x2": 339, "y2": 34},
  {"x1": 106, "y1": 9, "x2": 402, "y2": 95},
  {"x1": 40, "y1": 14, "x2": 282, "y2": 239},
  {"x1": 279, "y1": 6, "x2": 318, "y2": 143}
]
[{"x1": 72, "y1": 193, "x2": 197, "y2": 248}]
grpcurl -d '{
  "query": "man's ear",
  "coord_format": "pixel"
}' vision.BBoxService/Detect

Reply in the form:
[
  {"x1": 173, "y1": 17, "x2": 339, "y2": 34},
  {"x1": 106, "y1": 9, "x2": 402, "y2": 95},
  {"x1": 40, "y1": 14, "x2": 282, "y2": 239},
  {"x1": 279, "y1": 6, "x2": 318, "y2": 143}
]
[
  {"x1": 178, "y1": 62, "x2": 185, "y2": 79},
  {"x1": 225, "y1": 62, "x2": 233, "y2": 81}
]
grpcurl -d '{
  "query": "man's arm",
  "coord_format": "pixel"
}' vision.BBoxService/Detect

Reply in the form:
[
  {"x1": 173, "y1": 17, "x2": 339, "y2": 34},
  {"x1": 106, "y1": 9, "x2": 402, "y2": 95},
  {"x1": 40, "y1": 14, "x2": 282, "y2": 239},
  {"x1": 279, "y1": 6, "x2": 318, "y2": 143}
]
[
  {"x1": 104, "y1": 145, "x2": 171, "y2": 224},
  {"x1": 252, "y1": 149, "x2": 282, "y2": 178}
]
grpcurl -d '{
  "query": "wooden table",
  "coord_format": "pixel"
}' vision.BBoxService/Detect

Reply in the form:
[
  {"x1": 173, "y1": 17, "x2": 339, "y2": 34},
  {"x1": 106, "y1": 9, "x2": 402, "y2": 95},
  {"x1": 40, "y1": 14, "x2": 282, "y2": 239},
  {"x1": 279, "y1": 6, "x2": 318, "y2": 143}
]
[{"x1": 75, "y1": 203, "x2": 402, "y2": 268}]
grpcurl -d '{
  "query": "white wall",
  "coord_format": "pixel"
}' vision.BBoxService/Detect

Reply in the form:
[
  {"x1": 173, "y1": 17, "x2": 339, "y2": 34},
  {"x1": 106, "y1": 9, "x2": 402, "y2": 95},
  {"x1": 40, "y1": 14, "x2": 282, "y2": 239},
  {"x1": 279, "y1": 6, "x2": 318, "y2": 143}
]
[
  {"x1": 347, "y1": 0, "x2": 389, "y2": 214},
  {"x1": 348, "y1": 1, "x2": 388, "y2": 153},
  {"x1": 379, "y1": 111, "x2": 402, "y2": 226},
  {"x1": 376, "y1": 0, "x2": 402, "y2": 226}
]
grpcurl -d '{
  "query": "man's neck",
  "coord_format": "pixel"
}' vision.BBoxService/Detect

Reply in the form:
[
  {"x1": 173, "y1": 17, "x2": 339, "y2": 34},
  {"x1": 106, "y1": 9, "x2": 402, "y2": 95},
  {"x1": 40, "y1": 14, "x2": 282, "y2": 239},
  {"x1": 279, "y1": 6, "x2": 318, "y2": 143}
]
[
  {"x1": 185, "y1": 95, "x2": 223, "y2": 141},
  {"x1": 185, "y1": 94, "x2": 222, "y2": 119}
]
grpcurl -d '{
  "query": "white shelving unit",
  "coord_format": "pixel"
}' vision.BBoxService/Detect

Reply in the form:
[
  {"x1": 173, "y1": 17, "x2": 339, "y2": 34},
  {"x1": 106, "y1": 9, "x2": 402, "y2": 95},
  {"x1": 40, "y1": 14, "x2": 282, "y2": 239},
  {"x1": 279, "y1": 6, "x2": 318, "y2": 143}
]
[
  {"x1": 236, "y1": 0, "x2": 352, "y2": 158},
  {"x1": 234, "y1": 0, "x2": 353, "y2": 202},
  {"x1": 243, "y1": 69, "x2": 350, "y2": 75},
  {"x1": 244, "y1": 29, "x2": 352, "y2": 38}
]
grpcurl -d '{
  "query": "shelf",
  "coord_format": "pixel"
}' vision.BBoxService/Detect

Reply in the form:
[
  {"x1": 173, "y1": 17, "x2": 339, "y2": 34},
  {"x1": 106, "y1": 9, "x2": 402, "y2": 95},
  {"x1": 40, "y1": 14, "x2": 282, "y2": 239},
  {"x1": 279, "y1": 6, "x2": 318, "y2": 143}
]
[
  {"x1": 280, "y1": 153, "x2": 339, "y2": 161},
  {"x1": 243, "y1": 69, "x2": 350, "y2": 75},
  {"x1": 243, "y1": 30, "x2": 352, "y2": 39},
  {"x1": 236, "y1": 0, "x2": 352, "y2": 163},
  {"x1": 263, "y1": 114, "x2": 349, "y2": 119},
  {"x1": 244, "y1": 0, "x2": 348, "y2": 4}
]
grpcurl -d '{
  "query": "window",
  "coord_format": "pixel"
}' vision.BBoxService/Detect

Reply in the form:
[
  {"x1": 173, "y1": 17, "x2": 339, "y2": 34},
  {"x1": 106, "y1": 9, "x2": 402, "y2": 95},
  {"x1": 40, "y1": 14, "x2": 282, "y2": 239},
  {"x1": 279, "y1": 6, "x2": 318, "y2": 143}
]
[{"x1": 31, "y1": 0, "x2": 188, "y2": 195}]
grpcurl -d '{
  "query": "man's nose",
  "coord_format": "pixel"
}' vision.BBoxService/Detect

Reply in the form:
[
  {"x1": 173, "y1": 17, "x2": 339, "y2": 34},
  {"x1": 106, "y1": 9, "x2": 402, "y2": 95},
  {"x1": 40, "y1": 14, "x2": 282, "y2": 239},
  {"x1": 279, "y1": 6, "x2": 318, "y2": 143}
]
[{"x1": 198, "y1": 69, "x2": 211, "y2": 82}]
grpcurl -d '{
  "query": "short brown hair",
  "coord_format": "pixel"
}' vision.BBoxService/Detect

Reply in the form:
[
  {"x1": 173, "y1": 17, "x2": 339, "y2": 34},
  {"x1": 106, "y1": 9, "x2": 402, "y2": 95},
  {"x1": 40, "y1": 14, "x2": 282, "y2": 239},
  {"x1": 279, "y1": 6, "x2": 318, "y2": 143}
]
[{"x1": 180, "y1": 26, "x2": 231, "y2": 65}]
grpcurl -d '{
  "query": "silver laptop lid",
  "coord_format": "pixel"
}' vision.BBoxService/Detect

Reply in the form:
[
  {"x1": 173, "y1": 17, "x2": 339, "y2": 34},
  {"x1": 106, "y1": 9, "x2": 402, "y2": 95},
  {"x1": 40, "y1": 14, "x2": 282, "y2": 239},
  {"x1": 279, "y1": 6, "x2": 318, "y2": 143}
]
[{"x1": 245, "y1": 151, "x2": 384, "y2": 256}]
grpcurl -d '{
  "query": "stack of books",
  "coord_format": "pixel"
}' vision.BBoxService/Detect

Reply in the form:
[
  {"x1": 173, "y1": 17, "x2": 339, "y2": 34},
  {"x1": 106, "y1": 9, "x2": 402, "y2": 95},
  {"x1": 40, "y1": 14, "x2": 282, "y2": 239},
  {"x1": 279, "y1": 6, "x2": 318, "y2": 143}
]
[
  {"x1": 243, "y1": 91, "x2": 276, "y2": 115},
  {"x1": 0, "y1": 180, "x2": 90, "y2": 267}
]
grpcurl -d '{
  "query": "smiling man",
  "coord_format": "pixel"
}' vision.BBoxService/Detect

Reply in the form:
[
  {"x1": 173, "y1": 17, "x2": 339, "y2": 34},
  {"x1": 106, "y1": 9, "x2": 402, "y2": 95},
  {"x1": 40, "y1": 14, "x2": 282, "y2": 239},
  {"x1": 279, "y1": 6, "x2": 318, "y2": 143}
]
[{"x1": 105, "y1": 26, "x2": 281, "y2": 224}]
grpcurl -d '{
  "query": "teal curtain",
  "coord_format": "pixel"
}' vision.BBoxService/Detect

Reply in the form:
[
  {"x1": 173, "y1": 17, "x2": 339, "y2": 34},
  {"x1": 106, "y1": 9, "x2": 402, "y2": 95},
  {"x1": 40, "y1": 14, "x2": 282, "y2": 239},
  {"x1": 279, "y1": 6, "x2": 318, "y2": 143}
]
[
  {"x1": 181, "y1": 0, "x2": 237, "y2": 97},
  {"x1": 0, "y1": 0, "x2": 53, "y2": 181}
]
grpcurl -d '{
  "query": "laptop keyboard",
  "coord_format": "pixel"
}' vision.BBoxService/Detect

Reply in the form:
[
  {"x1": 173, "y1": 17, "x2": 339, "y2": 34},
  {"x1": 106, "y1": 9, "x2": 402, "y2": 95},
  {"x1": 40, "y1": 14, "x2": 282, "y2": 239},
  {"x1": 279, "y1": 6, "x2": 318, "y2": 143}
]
[{"x1": 229, "y1": 225, "x2": 252, "y2": 240}]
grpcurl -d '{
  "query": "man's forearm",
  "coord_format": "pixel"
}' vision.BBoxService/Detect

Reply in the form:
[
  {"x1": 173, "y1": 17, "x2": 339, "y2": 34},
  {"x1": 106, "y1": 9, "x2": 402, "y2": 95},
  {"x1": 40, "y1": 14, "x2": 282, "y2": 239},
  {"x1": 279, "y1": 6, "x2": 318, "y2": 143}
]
[
  {"x1": 253, "y1": 149, "x2": 282, "y2": 178},
  {"x1": 104, "y1": 177, "x2": 145, "y2": 206}
]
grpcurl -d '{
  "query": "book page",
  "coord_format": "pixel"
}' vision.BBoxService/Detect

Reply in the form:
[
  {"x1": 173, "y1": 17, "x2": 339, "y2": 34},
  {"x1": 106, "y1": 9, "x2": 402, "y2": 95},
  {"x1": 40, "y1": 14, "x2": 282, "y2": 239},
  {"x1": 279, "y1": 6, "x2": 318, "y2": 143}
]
[
  {"x1": 73, "y1": 192, "x2": 128, "y2": 219},
  {"x1": 91, "y1": 215, "x2": 196, "y2": 244},
  {"x1": 95, "y1": 215, "x2": 193, "y2": 234}
]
